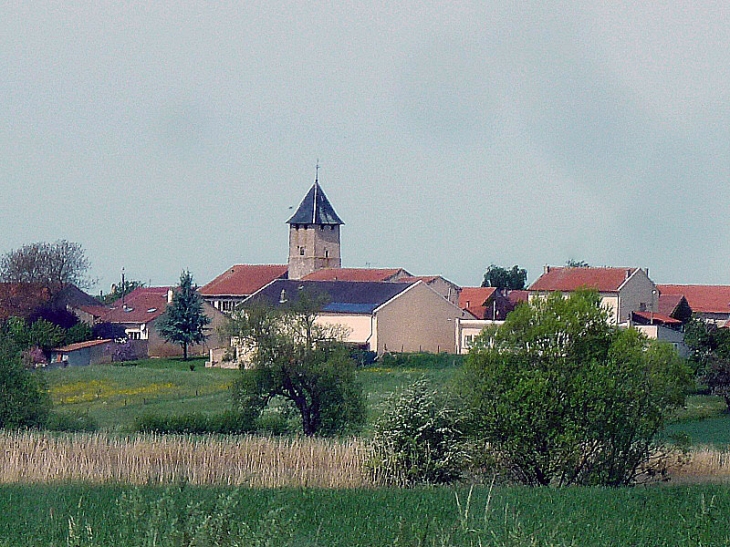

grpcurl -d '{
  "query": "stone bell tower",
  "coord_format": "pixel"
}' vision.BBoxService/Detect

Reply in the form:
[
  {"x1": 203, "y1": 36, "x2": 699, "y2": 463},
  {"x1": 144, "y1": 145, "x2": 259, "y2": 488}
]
[{"x1": 287, "y1": 172, "x2": 343, "y2": 280}]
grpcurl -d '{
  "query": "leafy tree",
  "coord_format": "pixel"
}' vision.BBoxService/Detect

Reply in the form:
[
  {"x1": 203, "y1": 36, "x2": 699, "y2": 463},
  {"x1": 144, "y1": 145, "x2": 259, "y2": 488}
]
[
  {"x1": 227, "y1": 292, "x2": 366, "y2": 436},
  {"x1": 460, "y1": 290, "x2": 691, "y2": 486},
  {"x1": 0, "y1": 328, "x2": 51, "y2": 428},
  {"x1": 98, "y1": 279, "x2": 146, "y2": 305},
  {"x1": 156, "y1": 271, "x2": 211, "y2": 360},
  {"x1": 684, "y1": 317, "x2": 730, "y2": 411},
  {"x1": 7, "y1": 317, "x2": 65, "y2": 353},
  {"x1": 565, "y1": 259, "x2": 590, "y2": 267},
  {"x1": 481, "y1": 264, "x2": 527, "y2": 290},
  {"x1": 0, "y1": 240, "x2": 93, "y2": 292}
]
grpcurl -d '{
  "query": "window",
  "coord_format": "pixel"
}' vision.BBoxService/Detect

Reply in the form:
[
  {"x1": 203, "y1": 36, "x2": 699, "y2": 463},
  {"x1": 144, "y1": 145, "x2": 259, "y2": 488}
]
[
  {"x1": 299, "y1": 246, "x2": 305, "y2": 256},
  {"x1": 325, "y1": 249, "x2": 329, "y2": 258},
  {"x1": 128, "y1": 331, "x2": 141, "y2": 340}
]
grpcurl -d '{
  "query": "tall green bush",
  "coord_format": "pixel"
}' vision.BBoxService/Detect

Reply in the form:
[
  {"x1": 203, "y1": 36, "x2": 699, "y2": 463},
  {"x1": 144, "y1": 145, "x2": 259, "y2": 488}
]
[{"x1": 461, "y1": 290, "x2": 691, "y2": 487}]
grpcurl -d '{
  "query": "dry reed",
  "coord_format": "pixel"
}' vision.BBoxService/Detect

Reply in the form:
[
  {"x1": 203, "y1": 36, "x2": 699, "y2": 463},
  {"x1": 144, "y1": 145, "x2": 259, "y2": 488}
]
[
  {"x1": 3, "y1": 431, "x2": 730, "y2": 487},
  {"x1": 0, "y1": 431, "x2": 371, "y2": 487}
]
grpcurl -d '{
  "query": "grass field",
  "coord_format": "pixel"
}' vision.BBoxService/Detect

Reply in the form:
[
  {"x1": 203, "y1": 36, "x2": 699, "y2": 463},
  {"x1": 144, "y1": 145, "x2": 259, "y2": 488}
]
[
  {"x1": 44, "y1": 357, "x2": 237, "y2": 431},
  {"x1": 1, "y1": 483, "x2": 729, "y2": 546},
  {"x1": 43, "y1": 354, "x2": 464, "y2": 434}
]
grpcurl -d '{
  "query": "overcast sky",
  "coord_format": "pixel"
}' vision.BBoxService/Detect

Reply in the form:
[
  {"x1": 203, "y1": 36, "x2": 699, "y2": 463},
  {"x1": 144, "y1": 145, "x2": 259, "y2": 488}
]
[{"x1": 2, "y1": 2, "x2": 729, "y2": 293}]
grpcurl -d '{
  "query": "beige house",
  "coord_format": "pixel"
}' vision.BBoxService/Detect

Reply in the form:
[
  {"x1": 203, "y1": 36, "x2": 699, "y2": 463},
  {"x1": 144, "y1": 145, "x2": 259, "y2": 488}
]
[
  {"x1": 528, "y1": 266, "x2": 658, "y2": 325},
  {"x1": 243, "y1": 279, "x2": 472, "y2": 355}
]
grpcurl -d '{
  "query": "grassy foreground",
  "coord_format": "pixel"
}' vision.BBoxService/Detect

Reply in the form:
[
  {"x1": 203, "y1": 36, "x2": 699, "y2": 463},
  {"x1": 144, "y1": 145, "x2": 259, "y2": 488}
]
[{"x1": 1, "y1": 483, "x2": 729, "y2": 546}]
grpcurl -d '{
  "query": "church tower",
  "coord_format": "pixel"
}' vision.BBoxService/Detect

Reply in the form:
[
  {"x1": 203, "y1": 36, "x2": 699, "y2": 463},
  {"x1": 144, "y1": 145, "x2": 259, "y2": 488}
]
[{"x1": 287, "y1": 173, "x2": 344, "y2": 280}]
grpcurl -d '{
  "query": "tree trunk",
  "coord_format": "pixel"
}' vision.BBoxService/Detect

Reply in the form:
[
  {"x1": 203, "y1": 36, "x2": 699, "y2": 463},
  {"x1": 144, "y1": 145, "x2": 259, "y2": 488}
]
[{"x1": 183, "y1": 342, "x2": 188, "y2": 361}]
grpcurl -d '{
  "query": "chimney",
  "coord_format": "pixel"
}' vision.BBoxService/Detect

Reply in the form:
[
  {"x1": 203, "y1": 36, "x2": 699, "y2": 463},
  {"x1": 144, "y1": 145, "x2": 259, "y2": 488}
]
[
  {"x1": 167, "y1": 288, "x2": 174, "y2": 304},
  {"x1": 625, "y1": 269, "x2": 631, "y2": 280},
  {"x1": 544, "y1": 265, "x2": 551, "y2": 274}
]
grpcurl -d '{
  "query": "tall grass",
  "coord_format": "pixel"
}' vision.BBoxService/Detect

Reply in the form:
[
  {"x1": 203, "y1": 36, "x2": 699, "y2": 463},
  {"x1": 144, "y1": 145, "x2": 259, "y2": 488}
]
[
  {"x1": 1, "y1": 431, "x2": 729, "y2": 488},
  {"x1": 0, "y1": 431, "x2": 368, "y2": 487}
]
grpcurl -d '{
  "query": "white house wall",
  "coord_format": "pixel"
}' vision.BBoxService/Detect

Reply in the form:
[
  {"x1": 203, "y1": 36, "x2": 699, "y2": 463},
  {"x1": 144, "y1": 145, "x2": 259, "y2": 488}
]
[
  {"x1": 617, "y1": 269, "x2": 658, "y2": 324},
  {"x1": 375, "y1": 283, "x2": 467, "y2": 354},
  {"x1": 316, "y1": 313, "x2": 373, "y2": 347}
]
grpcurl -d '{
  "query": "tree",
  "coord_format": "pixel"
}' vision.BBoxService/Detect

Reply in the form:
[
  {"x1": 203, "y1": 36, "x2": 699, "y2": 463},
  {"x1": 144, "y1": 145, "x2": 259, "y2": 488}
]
[
  {"x1": 0, "y1": 327, "x2": 51, "y2": 428},
  {"x1": 227, "y1": 292, "x2": 366, "y2": 436},
  {"x1": 155, "y1": 271, "x2": 211, "y2": 360},
  {"x1": 481, "y1": 264, "x2": 527, "y2": 290},
  {"x1": 98, "y1": 279, "x2": 146, "y2": 305},
  {"x1": 460, "y1": 290, "x2": 691, "y2": 486},
  {"x1": 565, "y1": 259, "x2": 590, "y2": 267},
  {"x1": 684, "y1": 317, "x2": 730, "y2": 411},
  {"x1": 0, "y1": 240, "x2": 93, "y2": 292}
]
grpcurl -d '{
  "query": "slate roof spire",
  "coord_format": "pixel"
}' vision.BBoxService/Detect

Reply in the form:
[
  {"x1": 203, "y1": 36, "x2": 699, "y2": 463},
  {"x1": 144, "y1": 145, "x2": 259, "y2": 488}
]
[{"x1": 287, "y1": 168, "x2": 344, "y2": 226}]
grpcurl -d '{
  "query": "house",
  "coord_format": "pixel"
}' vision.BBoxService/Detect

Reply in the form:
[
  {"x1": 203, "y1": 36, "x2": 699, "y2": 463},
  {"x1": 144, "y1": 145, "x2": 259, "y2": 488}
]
[
  {"x1": 528, "y1": 266, "x2": 658, "y2": 324},
  {"x1": 100, "y1": 286, "x2": 228, "y2": 358},
  {"x1": 459, "y1": 287, "x2": 528, "y2": 321},
  {"x1": 397, "y1": 276, "x2": 461, "y2": 306},
  {"x1": 657, "y1": 292, "x2": 693, "y2": 323},
  {"x1": 657, "y1": 285, "x2": 730, "y2": 325},
  {"x1": 242, "y1": 279, "x2": 472, "y2": 356},
  {"x1": 629, "y1": 312, "x2": 689, "y2": 358},
  {"x1": 200, "y1": 264, "x2": 288, "y2": 313},
  {"x1": 49, "y1": 339, "x2": 114, "y2": 367}
]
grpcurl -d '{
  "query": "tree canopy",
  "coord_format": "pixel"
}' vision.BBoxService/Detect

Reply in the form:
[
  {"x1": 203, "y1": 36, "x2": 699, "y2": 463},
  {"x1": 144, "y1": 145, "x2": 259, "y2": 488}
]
[
  {"x1": 0, "y1": 326, "x2": 51, "y2": 429},
  {"x1": 156, "y1": 271, "x2": 211, "y2": 360},
  {"x1": 481, "y1": 264, "x2": 527, "y2": 290},
  {"x1": 460, "y1": 290, "x2": 691, "y2": 486},
  {"x1": 0, "y1": 240, "x2": 93, "y2": 292},
  {"x1": 227, "y1": 292, "x2": 365, "y2": 436}
]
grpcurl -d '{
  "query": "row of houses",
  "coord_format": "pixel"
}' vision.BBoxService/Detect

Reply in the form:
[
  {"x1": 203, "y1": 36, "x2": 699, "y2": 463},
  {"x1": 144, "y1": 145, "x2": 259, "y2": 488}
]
[{"x1": 15, "y1": 177, "x2": 730, "y2": 366}]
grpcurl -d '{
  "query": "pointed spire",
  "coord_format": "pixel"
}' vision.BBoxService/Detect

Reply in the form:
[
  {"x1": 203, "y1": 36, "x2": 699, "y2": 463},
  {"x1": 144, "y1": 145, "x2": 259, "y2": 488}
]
[{"x1": 287, "y1": 167, "x2": 344, "y2": 226}]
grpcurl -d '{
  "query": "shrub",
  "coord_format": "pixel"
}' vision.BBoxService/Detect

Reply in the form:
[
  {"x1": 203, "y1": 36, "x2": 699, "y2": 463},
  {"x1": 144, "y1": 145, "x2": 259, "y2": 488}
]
[
  {"x1": 46, "y1": 411, "x2": 98, "y2": 432},
  {"x1": 379, "y1": 352, "x2": 463, "y2": 369},
  {"x1": 133, "y1": 411, "x2": 256, "y2": 435},
  {"x1": 369, "y1": 378, "x2": 468, "y2": 486}
]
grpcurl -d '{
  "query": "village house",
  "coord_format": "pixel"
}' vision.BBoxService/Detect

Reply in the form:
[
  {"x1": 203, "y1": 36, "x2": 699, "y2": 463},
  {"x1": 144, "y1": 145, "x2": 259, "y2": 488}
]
[
  {"x1": 241, "y1": 278, "x2": 471, "y2": 356},
  {"x1": 100, "y1": 286, "x2": 228, "y2": 359},
  {"x1": 528, "y1": 266, "x2": 658, "y2": 325},
  {"x1": 658, "y1": 284, "x2": 730, "y2": 326}
]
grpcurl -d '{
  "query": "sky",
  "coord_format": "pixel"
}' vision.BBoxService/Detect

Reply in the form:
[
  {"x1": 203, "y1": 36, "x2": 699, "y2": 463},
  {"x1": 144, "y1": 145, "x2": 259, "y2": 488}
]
[{"x1": 2, "y1": 2, "x2": 729, "y2": 294}]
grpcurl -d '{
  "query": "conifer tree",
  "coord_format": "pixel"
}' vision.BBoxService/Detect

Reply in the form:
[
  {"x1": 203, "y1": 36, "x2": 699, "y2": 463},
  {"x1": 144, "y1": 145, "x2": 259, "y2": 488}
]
[{"x1": 156, "y1": 271, "x2": 211, "y2": 360}]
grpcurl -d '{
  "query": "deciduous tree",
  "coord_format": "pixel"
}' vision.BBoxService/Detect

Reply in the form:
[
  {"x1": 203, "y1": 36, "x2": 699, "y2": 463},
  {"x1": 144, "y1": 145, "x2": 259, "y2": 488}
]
[
  {"x1": 0, "y1": 240, "x2": 93, "y2": 292},
  {"x1": 155, "y1": 271, "x2": 211, "y2": 360},
  {"x1": 227, "y1": 292, "x2": 366, "y2": 436},
  {"x1": 460, "y1": 290, "x2": 691, "y2": 486},
  {"x1": 481, "y1": 264, "x2": 527, "y2": 290}
]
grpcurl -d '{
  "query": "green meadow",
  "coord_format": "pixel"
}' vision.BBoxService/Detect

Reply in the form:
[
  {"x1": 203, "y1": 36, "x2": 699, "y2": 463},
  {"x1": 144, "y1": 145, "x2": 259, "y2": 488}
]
[
  {"x1": 7, "y1": 355, "x2": 726, "y2": 546},
  {"x1": 1, "y1": 483, "x2": 730, "y2": 546}
]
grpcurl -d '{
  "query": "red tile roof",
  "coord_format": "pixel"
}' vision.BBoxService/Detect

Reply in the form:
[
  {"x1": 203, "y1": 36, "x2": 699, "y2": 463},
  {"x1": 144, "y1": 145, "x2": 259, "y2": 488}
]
[
  {"x1": 507, "y1": 290, "x2": 529, "y2": 305},
  {"x1": 657, "y1": 293, "x2": 686, "y2": 317},
  {"x1": 200, "y1": 265, "x2": 288, "y2": 296},
  {"x1": 632, "y1": 311, "x2": 682, "y2": 326},
  {"x1": 101, "y1": 287, "x2": 171, "y2": 324},
  {"x1": 55, "y1": 339, "x2": 113, "y2": 352},
  {"x1": 459, "y1": 287, "x2": 497, "y2": 319},
  {"x1": 529, "y1": 267, "x2": 640, "y2": 293},
  {"x1": 398, "y1": 275, "x2": 439, "y2": 283},
  {"x1": 301, "y1": 268, "x2": 410, "y2": 282},
  {"x1": 658, "y1": 285, "x2": 730, "y2": 315}
]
